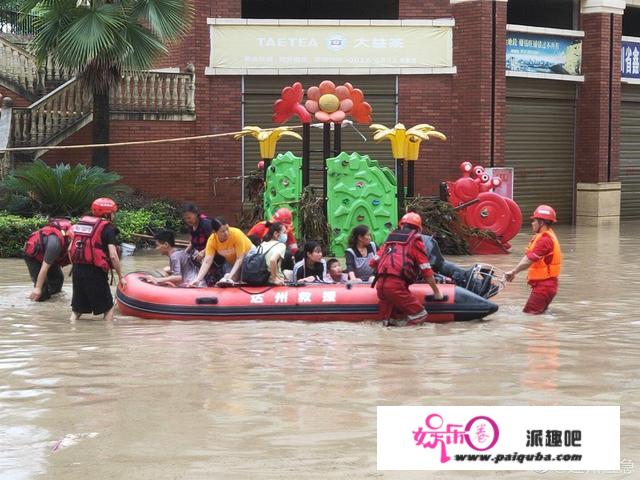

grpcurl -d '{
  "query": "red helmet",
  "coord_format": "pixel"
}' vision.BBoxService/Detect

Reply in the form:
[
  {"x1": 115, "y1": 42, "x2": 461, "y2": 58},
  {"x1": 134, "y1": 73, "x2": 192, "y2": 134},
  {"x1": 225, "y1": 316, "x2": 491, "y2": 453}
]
[
  {"x1": 91, "y1": 197, "x2": 118, "y2": 217},
  {"x1": 531, "y1": 205, "x2": 556, "y2": 223},
  {"x1": 399, "y1": 212, "x2": 422, "y2": 230},
  {"x1": 272, "y1": 207, "x2": 293, "y2": 225}
]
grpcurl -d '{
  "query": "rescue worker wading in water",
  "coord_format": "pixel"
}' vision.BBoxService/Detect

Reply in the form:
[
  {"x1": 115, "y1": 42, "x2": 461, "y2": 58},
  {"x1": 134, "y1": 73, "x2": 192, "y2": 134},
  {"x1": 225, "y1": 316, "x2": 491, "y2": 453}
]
[
  {"x1": 23, "y1": 218, "x2": 73, "y2": 302},
  {"x1": 505, "y1": 205, "x2": 563, "y2": 314},
  {"x1": 370, "y1": 212, "x2": 444, "y2": 326}
]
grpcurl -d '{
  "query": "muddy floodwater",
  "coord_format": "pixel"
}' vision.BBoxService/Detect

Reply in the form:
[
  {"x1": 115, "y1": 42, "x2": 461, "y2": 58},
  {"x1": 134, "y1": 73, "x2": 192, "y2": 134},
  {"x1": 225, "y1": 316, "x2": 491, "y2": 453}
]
[{"x1": 1, "y1": 222, "x2": 639, "y2": 479}]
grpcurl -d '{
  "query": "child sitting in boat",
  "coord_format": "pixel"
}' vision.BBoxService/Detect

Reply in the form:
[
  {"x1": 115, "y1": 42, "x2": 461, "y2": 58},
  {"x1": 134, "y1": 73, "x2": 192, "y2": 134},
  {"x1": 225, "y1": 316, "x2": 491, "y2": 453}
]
[
  {"x1": 324, "y1": 258, "x2": 349, "y2": 283},
  {"x1": 145, "y1": 230, "x2": 203, "y2": 287},
  {"x1": 292, "y1": 241, "x2": 327, "y2": 283}
]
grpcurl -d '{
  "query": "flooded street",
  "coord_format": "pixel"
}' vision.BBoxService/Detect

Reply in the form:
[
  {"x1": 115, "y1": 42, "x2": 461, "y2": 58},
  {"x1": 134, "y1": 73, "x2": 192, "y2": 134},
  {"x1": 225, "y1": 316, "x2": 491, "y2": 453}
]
[{"x1": 1, "y1": 222, "x2": 639, "y2": 479}]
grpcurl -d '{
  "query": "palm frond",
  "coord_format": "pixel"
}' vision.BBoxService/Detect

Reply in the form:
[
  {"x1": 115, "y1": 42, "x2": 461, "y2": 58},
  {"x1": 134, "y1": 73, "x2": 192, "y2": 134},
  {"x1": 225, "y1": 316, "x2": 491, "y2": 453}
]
[
  {"x1": 132, "y1": 0, "x2": 194, "y2": 40},
  {"x1": 56, "y1": 5, "x2": 125, "y2": 70},
  {"x1": 1, "y1": 160, "x2": 127, "y2": 216},
  {"x1": 120, "y1": 21, "x2": 167, "y2": 70}
]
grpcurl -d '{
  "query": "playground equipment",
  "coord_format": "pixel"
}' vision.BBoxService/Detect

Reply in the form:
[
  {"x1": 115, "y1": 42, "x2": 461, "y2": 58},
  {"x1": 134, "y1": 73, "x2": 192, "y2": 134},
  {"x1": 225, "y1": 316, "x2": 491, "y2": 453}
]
[
  {"x1": 326, "y1": 152, "x2": 397, "y2": 257},
  {"x1": 444, "y1": 162, "x2": 523, "y2": 254},
  {"x1": 237, "y1": 79, "x2": 465, "y2": 256}
]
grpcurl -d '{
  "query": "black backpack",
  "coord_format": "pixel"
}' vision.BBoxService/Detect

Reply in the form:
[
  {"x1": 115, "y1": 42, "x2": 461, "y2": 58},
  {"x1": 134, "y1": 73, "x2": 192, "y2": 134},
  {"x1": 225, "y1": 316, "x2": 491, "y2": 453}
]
[{"x1": 241, "y1": 243, "x2": 278, "y2": 286}]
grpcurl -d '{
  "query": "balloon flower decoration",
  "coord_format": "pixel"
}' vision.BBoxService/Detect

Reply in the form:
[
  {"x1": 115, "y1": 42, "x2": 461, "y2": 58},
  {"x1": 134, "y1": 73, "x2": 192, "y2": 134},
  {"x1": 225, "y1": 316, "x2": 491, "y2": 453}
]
[
  {"x1": 270, "y1": 80, "x2": 373, "y2": 211},
  {"x1": 369, "y1": 123, "x2": 446, "y2": 215},
  {"x1": 233, "y1": 126, "x2": 302, "y2": 178}
]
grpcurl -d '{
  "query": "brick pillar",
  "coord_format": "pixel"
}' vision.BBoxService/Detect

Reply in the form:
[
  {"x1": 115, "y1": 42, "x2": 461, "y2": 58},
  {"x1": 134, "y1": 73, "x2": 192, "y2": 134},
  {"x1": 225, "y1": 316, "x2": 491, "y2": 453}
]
[
  {"x1": 193, "y1": 0, "x2": 243, "y2": 220},
  {"x1": 575, "y1": 1, "x2": 623, "y2": 226},
  {"x1": 451, "y1": 0, "x2": 507, "y2": 170},
  {"x1": 397, "y1": 1, "x2": 454, "y2": 197}
]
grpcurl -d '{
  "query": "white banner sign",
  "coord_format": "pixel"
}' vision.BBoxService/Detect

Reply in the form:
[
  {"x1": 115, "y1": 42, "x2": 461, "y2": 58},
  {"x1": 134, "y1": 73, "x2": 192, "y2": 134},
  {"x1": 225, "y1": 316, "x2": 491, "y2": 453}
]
[
  {"x1": 207, "y1": 21, "x2": 453, "y2": 74},
  {"x1": 378, "y1": 406, "x2": 619, "y2": 471}
]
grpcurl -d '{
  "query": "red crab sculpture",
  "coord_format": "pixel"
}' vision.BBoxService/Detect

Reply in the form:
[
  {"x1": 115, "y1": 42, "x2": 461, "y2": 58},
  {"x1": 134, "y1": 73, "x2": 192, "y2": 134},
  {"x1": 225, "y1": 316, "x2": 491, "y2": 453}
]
[{"x1": 445, "y1": 162, "x2": 522, "y2": 254}]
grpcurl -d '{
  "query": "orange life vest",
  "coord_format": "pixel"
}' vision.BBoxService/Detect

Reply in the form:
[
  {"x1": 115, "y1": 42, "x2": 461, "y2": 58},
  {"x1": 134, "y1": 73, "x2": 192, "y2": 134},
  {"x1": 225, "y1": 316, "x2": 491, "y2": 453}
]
[{"x1": 526, "y1": 228, "x2": 562, "y2": 281}]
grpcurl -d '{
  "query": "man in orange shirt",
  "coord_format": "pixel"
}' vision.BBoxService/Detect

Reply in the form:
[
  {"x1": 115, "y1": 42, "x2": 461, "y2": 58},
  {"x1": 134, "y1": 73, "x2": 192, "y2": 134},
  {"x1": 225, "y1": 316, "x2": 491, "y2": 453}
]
[
  {"x1": 505, "y1": 205, "x2": 563, "y2": 314},
  {"x1": 189, "y1": 218, "x2": 254, "y2": 286}
]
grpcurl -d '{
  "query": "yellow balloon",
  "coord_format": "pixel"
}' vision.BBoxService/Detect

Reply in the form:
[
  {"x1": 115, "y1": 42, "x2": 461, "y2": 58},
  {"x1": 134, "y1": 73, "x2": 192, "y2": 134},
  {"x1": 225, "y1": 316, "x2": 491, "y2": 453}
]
[{"x1": 319, "y1": 94, "x2": 339, "y2": 113}]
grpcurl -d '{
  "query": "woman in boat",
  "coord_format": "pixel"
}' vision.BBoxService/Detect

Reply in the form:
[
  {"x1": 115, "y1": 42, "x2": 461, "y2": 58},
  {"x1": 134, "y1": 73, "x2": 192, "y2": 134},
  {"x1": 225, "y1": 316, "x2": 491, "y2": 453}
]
[
  {"x1": 258, "y1": 222, "x2": 288, "y2": 285},
  {"x1": 345, "y1": 224, "x2": 377, "y2": 282},
  {"x1": 292, "y1": 241, "x2": 327, "y2": 283}
]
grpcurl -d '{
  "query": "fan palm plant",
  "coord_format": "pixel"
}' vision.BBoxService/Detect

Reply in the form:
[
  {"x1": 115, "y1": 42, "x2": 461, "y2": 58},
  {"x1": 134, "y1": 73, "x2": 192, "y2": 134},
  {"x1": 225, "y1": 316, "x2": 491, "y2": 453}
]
[
  {"x1": 14, "y1": 0, "x2": 193, "y2": 169},
  {"x1": 1, "y1": 159, "x2": 127, "y2": 216}
]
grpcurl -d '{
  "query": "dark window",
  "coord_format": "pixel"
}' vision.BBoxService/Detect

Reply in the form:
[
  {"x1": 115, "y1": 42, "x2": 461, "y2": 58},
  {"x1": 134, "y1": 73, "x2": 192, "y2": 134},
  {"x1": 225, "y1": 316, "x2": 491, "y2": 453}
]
[
  {"x1": 242, "y1": 0, "x2": 398, "y2": 20},
  {"x1": 623, "y1": 7, "x2": 640, "y2": 37},
  {"x1": 507, "y1": 0, "x2": 576, "y2": 30}
]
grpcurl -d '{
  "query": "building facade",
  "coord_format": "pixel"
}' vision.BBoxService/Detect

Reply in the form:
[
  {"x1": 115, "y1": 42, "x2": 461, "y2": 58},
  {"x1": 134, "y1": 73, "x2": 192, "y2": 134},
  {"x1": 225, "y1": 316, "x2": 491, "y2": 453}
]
[{"x1": 4, "y1": 0, "x2": 639, "y2": 226}]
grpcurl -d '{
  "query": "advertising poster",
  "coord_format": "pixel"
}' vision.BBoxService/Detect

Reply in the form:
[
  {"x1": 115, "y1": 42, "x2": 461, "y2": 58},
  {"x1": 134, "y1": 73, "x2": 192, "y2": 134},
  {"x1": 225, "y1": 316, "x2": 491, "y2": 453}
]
[
  {"x1": 621, "y1": 39, "x2": 640, "y2": 80},
  {"x1": 506, "y1": 32, "x2": 582, "y2": 75}
]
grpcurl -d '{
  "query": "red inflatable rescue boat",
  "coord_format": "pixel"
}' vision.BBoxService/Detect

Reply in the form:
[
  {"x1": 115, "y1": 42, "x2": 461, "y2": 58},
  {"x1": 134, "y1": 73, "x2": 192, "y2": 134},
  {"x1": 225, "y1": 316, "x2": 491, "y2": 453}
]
[{"x1": 116, "y1": 273, "x2": 498, "y2": 323}]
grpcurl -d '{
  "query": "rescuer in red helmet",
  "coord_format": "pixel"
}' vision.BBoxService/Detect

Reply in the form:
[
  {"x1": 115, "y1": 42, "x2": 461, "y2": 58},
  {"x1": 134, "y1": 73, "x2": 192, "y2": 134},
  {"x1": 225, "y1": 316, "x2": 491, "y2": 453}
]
[
  {"x1": 370, "y1": 212, "x2": 444, "y2": 326},
  {"x1": 247, "y1": 207, "x2": 298, "y2": 253},
  {"x1": 69, "y1": 197, "x2": 125, "y2": 321},
  {"x1": 23, "y1": 217, "x2": 73, "y2": 302},
  {"x1": 505, "y1": 205, "x2": 563, "y2": 314}
]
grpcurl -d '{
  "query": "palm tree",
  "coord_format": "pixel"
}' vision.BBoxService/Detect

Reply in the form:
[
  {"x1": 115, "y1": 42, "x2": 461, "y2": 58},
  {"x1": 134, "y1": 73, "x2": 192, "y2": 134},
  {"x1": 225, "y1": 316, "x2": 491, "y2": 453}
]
[{"x1": 16, "y1": 0, "x2": 193, "y2": 169}]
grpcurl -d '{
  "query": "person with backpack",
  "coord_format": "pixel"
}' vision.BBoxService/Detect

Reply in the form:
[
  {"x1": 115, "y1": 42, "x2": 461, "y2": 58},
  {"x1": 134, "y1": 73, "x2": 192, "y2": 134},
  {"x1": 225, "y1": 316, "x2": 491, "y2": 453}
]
[
  {"x1": 247, "y1": 207, "x2": 298, "y2": 254},
  {"x1": 241, "y1": 222, "x2": 288, "y2": 286},
  {"x1": 370, "y1": 212, "x2": 444, "y2": 326},
  {"x1": 69, "y1": 197, "x2": 125, "y2": 321},
  {"x1": 24, "y1": 217, "x2": 73, "y2": 302}
]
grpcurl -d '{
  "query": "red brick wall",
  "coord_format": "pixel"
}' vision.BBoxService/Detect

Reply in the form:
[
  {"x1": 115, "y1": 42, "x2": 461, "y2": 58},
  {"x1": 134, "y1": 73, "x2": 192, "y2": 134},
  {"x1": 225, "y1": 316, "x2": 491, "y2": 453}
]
[
  {"x1": 42, "y1": 123, "x2": 93, "y2": 166},
  {"x1": 398, "y1": 76, "x2": 453, "y2": 196},
  {"x1": 158, "y1": 0, "x2": 243, "y2": 220},
  {"x1": 575, "y1": 13, "x2": 621, "y2": 183},
  {"x1": 0, "y1": 86, "x2": 31, "y2": 108},
  {"x1": 493, "y1": 1, "x2": 507, "y2": 168},
  {"x1": 400, "y1": 0, "x2": 451, "y2": 18},
  {"x1": 451, "y1": 0, "x2": 506, "y2": 172}
]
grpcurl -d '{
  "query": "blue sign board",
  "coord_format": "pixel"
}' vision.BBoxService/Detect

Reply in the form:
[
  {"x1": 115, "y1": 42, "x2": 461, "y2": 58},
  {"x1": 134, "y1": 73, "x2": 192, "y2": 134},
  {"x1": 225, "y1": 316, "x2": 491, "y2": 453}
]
[
  {"x1": 621, "y1": 40, "x2": 640, "y2": 79},
  {"x1": 506, "y1": 32, "x2": 582, "y2": 76}
]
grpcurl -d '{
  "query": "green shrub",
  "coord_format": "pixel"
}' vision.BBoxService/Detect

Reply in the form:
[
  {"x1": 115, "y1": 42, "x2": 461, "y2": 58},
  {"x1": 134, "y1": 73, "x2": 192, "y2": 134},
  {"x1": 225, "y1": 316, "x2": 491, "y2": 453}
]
[
  {"x1": 0, "y1": 213, "x2": 47, "y2": 258},
  {"x1": 112, "y1": 191, "x2": 186, "y2": 236},
  {"x1": 115, "y1": 206, "x2": 186, "y2": 244},
  {"x1": 0, "y1": 160, "x2": 127, "y2": 217}
]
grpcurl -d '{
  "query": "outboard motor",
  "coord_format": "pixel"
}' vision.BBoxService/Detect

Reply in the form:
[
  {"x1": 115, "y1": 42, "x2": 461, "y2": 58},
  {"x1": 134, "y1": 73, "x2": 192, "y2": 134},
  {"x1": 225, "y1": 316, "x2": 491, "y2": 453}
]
[{"x1": 423, "y1": 235, "x2": 505, "y2": 299}]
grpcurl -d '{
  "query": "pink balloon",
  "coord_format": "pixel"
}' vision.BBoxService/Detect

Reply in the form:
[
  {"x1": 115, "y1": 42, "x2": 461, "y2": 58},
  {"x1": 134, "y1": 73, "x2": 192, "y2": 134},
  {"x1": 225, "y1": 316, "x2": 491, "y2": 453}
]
[
  {"x1": 305, "y1": 100, "x2": 319, "y2": 113},
  {"x1": 319, "y1": 80, "x2": 336, "y2": 94},
  {"x1": 335, "y1": 85, "x2": 350, "y2": 99},
  {"x1": 258, "y1": 160, "x2": 265, "y2": 170},
  {"x1": 307, "y1": 86, "x2": 321, "y2": 101},
  {"x1": 339, "y1": 98, "x2": 354, "y2": 113},
  {"x1": 330, "y1": 110, "x2": 346, "y2": 123},
  {"x1": 315, "y1": 111, "x2": 331, "y2": 122}
]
